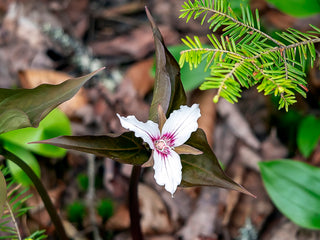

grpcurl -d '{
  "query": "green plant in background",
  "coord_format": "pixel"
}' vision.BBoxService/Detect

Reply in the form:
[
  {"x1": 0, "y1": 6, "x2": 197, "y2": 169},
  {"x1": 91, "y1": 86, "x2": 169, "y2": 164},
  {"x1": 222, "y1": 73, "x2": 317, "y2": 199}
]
[
  {"x1": 265, "y1": 0, "x2": 320, "y2": 18},
  {"x1": 179, "y1": 0, "x2": 320, "y2": 110},
  {"x1": 77, "y1": 173, "x2": 89, "y2": 191},
  {"x1": 297, "y1": 115, "x2": 320, "y2": 158},
  {"x1": 0, "y1": 108, "x2": 71, "y2": 186},
  {"x1": 97, "y1": 198, "x2": 114, "y2": 224},
  {"x1": 152, "y1": 45, "x2": 211, "y2": 91},
  {"x1": 67, "y1": 201, "x2": 86, "y2": 227},
  {"x1": 259, "y1": 160, "x2": 320, "y2": 230},
  {"x1": 0, "y1": 167, "x2": 47, "y2": 240},
  {"x1": 0, "y1": 108, "x2": 71, "y2": 158}
]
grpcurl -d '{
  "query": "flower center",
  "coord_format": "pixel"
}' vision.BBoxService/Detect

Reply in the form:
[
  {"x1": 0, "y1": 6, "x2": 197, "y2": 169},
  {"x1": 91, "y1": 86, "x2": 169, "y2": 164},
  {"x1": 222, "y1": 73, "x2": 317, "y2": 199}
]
[{"x1": 154, "y1": 138, "x2": 172, "y2": 154}]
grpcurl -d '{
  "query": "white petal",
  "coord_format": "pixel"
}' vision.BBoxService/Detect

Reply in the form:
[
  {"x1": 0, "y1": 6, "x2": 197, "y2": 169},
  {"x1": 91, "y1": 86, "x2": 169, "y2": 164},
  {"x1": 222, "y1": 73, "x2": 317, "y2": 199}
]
[
  {"x1": 162, "y1": 104, "x2": 201, "y2": 147},
  {"x1": 153, "y1": 150, "x2": 182, "y2": 196},
  {"x1": 117, "y1": 114, "x2": 160, "y2": 149}
]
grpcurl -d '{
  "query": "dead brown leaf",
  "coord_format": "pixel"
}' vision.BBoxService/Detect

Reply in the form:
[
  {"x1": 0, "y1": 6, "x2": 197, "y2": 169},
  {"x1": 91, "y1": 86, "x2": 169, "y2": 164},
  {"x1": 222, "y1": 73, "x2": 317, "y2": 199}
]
[
  {"x1": 26, "y1": 182, "x2": 66, "y2": 233},
  {"x1": 105, "y1": 204, "x2": 130, "y2": 231},
  {"x1": 222, "y1": 163, "x2": 244, "y2": 226},
  {"x1": 90, "y1": 25, "x2": 179, "y2": 60},
  {"x1": 192, "y1": 89, "x2": 217, "y2": 147},
  {"x1": 225, "y1": 168, "x2": 273, "y2": 238},
  {"x1": 265, "y1": 10, "x2": 296, "y2": 30},
  {"x1": 123, "y1": 58, "x2": 155, "y2": 98},
  {"x1": 139, "y1": 184, "x2": 173, "y2": 235},
  {"x1": 178, "y1": 187, "x2": 220, "y2": 240},
  {"x1": 106, "y1": 184, "x2": 172, "y2": 235}
]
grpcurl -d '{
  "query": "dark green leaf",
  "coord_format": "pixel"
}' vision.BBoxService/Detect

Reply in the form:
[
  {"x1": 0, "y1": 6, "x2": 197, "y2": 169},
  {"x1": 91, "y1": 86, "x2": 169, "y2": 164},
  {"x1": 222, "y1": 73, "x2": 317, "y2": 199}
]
[
  {"x1": 259, "y1": 160, "x2": 320, "y2": 229},
  {"x1": 0, "y1": 109, "x2": 71, "y2": 158},
  {"x1": 181, "y1": 129, "x2": 254, "y2": 196},
  {"x1": 0, "y1": 68, "x2": 103, "y2": 134},
  {"x1": 266, "y1": 0, "x2": 320, "y2": 17},
  {"x1": 0, "y1": 170, "x2": 6, "y2": 218},
  {"x1": 32, "y1": 132, "x2": 150, "y2": 165},
  {"x1": 297, "y1": 115, "x2": 320, "y2": 158},
  {"x1": 4, "y1": 142, "x2": 41, "y2": 187},
  {"x1": 146, "y1": 8, "x2": 186, "y2": 121}
]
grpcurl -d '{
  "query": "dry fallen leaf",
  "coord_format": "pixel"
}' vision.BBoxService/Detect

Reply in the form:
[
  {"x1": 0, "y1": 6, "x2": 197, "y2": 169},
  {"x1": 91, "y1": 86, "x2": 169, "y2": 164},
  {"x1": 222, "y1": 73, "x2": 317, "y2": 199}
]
[
  {"x1": 265, "y1": 10, "x2": 296, "y2": 30},
  {"x1": 139, "y1": 184, "x2": 173, "y2": 235},
  {"x1": 26, "y1": 182, "x2": 65, "y2": 232},
  {"x1": 124, "y1": 58, "x2": 155, "y2": 98},
  {"x1": 106, "y1": 183, "x2": 172, "y2": 235},
  {"x1": 105, "y1": 204, "x2": 130, "y2": 231},
  {"x1": 90, "y1": 25, "x2": 179, "y2": 60},
  {"x1": 178, "y1": 187, "x2": 220, "y2": 240},
  {"x1": 192, "y1": 89, "x2": 217, "y2": 147},
  {"x1": 63, "y1": 220, "x2": 88, "y2": 240}
]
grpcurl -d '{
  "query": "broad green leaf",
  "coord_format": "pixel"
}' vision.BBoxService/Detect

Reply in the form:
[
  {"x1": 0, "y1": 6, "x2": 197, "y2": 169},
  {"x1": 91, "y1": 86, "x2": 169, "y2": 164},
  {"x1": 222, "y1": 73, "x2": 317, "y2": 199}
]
[
  {"x1": 152, "y1": 45, "x2": 211, "y2": 92},
  {"x1": 259, "y1": 160, "x2": 320, "y2": 229},
  {"x1": 32, "y1": 132, "x2": 150, "y2": 165},
  {"x1": 4, "y1": 142, "x2": 41, "y2": 187},
  {"x1": 0, "y1": 170, "x2": 6, "y2": 218},
  {"x1": 146, "y1": 8, "x2": 186, "y2": 122},
  {"x1": 0, "y1": 109, "x2": 71, "y2": 158},
  {"x1": 266, "y1": 0, "x2": 320, "y2": 17},
  {"x1": 0, "y1": 68, "x2": 103, "y2": 135},
  {"x1": 297, "y1": 115, "x2": 320, "y2": 158},
  {"x1": 181, "y1": 129, "x2": 254, "y2": 196}
]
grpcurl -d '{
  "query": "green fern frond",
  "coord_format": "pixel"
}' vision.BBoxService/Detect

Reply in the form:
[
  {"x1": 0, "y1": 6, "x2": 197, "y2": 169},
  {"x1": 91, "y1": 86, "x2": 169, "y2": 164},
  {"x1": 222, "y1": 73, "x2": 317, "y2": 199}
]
[
  {"x1": 179, "y1": 0, "x2": 320, "y2": 110},
  {"x1": 0, "y1": 168, "x2": 47, "y2": 240}
]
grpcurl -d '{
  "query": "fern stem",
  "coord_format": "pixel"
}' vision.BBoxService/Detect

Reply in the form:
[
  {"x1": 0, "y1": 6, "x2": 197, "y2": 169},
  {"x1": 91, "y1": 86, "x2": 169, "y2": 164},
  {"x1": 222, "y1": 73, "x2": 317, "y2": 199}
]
[
  {"x1": 252, "y1": 61, "x2": 284, "y2": 93},
  {"x1": 6, "y1": 201, "x2": 22, "y2": 240},
  {"x1": 217, "y1": 61, "x2": 243, "y2": 97},
  {"x1": 189, "y1": 6, "x2": 285, "y2": 46},
  {"x1": 181, "y1": 47, "x2": 245, "y2": 59},
  {"x1": 0, "y1": 148, "x2": 68, "y2": 240},
  {"x1": 181, "y1": 36, "x2": 320, "y2": 64},
  {"x1": 251, "y1": 38, "x2": 320, "y2": 59}
]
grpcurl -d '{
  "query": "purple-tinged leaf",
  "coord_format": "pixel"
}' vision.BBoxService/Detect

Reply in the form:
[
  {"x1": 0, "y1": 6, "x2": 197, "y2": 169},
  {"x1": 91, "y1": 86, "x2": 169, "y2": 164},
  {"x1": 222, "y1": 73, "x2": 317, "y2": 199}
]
[
  {"x1": 32, "y1": 132, "x2": 150, "y2": 165},
  {"x1": 0, "y1": 68, "x2": 104, "y2": 134},
  {"x1": 146, "y1": 7, "x2": 186, "y2": 122},
  {"x1": 181, "y1": 129, "x2": 255, "y2": 197}
]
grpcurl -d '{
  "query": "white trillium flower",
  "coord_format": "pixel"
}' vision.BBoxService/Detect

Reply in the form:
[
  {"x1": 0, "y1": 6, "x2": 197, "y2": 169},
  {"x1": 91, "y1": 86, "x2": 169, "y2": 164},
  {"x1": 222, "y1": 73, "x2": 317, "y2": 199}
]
[{"x1": 117, "y1": 104, "x2": 202, "y2": 196}]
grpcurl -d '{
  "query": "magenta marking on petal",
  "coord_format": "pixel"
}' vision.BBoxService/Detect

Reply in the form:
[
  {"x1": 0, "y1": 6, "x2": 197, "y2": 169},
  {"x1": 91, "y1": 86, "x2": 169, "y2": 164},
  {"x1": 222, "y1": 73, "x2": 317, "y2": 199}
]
[{"x1": 161, "y1": 132, "x2": 176, "y2": 147}]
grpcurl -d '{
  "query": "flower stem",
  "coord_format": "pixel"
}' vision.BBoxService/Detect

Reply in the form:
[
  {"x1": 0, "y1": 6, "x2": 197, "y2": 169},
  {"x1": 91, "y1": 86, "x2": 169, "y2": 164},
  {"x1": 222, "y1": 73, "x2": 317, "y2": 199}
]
[
  {"x1": 129, "y1": 165, "x2": 144, "y2": 240},
  {"x1": 0, "y1": 147, "x2": 68, "y2": 240}
]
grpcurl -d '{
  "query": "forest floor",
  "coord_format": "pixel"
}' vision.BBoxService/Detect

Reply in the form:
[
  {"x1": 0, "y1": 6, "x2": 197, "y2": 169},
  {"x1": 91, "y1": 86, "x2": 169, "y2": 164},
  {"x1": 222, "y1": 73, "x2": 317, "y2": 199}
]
[{"x1": 1, "y1": 0, "x2": 320, "y2": 239}]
